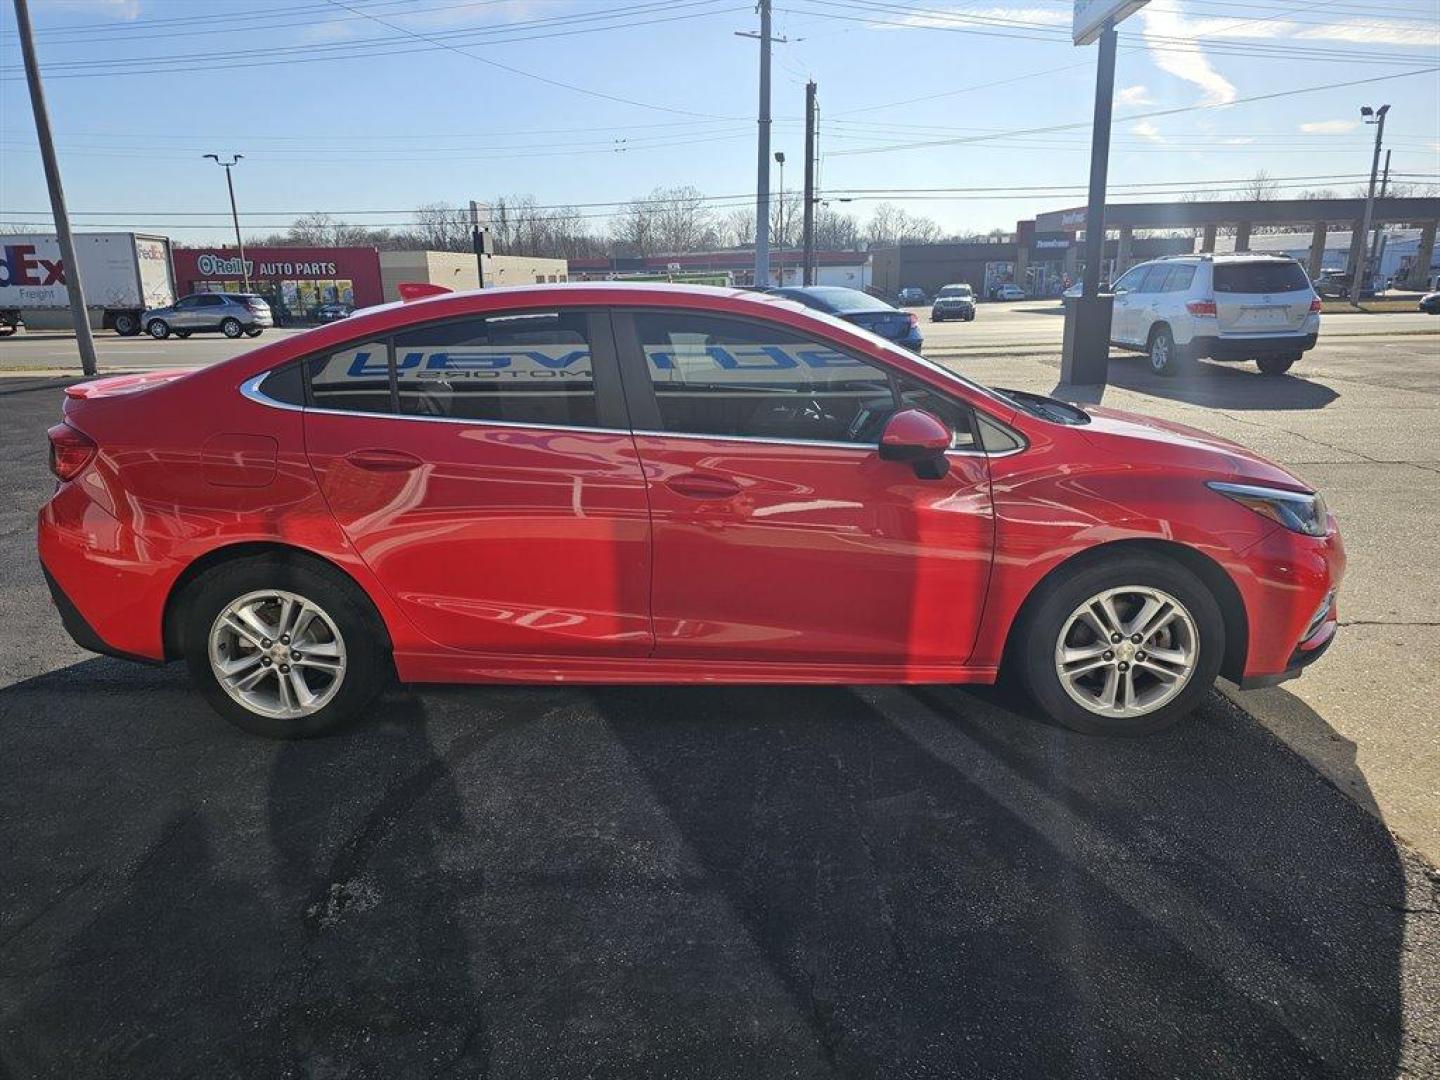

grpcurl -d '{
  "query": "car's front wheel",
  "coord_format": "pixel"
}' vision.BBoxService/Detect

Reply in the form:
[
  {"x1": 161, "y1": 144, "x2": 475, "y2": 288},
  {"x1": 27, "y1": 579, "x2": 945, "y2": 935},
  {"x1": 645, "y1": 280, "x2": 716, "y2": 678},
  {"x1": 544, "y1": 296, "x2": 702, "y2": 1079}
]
[
  {"x1": 182, "y1": 555, "x2": 391, "y2": 738},
  {"x1": 1015, "y1": 553, "x2": 1224, "y2": 736}
]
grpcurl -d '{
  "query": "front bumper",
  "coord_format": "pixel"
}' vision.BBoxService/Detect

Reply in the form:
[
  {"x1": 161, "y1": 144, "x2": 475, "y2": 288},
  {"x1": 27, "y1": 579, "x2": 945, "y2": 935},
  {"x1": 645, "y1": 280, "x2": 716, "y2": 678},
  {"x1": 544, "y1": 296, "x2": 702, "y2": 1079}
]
[
  {"x1": 1190, "y1": 333, "x2": 1318, "y2": 361},
  {"x1": 1231, "y1": 521, "x2": 1344, "y2": 687}
]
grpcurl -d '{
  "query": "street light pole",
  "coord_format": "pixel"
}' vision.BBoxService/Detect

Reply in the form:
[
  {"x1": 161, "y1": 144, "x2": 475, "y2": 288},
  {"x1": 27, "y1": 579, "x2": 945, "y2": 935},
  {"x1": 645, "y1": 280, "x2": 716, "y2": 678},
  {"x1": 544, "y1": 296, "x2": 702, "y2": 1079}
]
[
  {"x1": 775, "y1": 151, "x2": 786, "y2": 284},
  {"x1": 1351, "y1": 104, "x2": 1389, "y2": 304},
  {"x1": 13, "y1": 0, "x2": 98, "y2": 376},
  {"x1": 204, "y1": 154, "x2": 250, "y2": 292}
]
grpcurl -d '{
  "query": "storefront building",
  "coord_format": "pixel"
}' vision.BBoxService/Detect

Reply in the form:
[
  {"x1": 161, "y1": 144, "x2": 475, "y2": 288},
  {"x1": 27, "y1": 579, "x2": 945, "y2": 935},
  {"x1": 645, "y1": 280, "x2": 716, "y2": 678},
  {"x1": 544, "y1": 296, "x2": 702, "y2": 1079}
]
[{"x1": 171, "y1": 246, "x2": 385, "y2": 323}]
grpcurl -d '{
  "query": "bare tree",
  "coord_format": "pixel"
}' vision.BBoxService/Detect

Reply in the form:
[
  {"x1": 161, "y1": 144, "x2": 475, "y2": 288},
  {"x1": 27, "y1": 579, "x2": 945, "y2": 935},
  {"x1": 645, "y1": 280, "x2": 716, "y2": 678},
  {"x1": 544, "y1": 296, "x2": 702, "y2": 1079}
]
[
  {"x1": 411, "y1": 203, "x2": 471, "y2": 252},
  {"x1": 812, "y1": 207, "x2": 861, "y2": 251},
  {"x1": 611, "y1": 186, "x2": 715, "y2": 255},
  {"x1": 721, "y1": 206, "x2": 755, "y2": 248},
  {"x1": 864, "y1": 203, "x2": 943, "y2": 248},
  {"x1": 1243, "y1": 170, "x2": 1279, "y2": 201}
]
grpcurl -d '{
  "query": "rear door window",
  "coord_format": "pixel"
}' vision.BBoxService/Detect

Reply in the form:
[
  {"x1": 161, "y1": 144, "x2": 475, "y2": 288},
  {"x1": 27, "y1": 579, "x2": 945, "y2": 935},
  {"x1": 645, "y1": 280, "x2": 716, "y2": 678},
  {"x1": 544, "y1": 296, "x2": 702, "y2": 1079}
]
[
  {"x1": 393, "y1": 310, "x2": 601, "y2": 427},
  {"x1": 1162, "y1": 265, "x2": 1196, "y2": 292},
  {"x1": 1214, "y1": 261, "x2": 1310, "y2": 293},
  {"x1": 1135, "y1": 265, "x2": 1170, "y2": 293}
]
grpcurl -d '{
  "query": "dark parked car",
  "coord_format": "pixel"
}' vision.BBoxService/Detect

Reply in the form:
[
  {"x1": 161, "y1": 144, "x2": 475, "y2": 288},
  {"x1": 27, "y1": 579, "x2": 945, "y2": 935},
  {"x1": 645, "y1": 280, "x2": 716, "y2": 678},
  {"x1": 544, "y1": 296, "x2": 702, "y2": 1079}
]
[
  {"x1": 769, "y1": 286, "x2": 924, "y2": 352},
  {"x1": 896, "y1": 286, "x2": 927, "y2": 306},
  {"x1": 1420, "y1": 292, "x2": 1440, "y2": 314},
  {"x1": 314, "y1": 303, "x2": 354, "y2": 323},
  {"x1": 1312, "y1": 271, "x2": 1375, "y2": 300}
]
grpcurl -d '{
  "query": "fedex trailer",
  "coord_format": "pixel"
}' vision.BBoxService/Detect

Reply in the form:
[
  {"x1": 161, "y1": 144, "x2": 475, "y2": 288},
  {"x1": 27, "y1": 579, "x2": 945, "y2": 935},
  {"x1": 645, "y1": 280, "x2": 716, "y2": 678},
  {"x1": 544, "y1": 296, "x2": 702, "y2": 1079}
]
[{"x1": 0, "y1": 232, "x2": 175, "y2": 336}]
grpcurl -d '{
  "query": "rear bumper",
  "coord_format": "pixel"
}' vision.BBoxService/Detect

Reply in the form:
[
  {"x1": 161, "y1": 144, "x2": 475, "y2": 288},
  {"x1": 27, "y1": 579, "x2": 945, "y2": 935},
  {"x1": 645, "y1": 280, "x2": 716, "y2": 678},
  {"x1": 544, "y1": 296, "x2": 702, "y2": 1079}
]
[
  {"x1": 1190, "y1": 333, "x2": 1317, "y2": 361},
  {"x1": 41, "y1": 563, "x2": 160, "y2": 664}
]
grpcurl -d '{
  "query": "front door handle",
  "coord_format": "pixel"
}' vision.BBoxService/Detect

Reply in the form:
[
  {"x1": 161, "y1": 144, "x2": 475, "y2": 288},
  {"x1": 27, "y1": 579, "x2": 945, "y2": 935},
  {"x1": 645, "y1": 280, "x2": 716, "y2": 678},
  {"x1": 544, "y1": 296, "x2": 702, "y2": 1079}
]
[
  {"x1": 666, "y1": 473, "x2": 741, "y2": 499},
  {"x1": 345, "y1": 448, "x2": 423, "y2": 472}
]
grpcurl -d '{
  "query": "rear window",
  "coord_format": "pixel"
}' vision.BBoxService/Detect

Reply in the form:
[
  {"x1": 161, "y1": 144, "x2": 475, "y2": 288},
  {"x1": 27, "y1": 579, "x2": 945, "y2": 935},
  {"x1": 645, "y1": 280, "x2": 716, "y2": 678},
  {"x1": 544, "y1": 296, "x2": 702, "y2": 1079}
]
[
  {"x1": 1214, "y1": 261, "x2": 1310, "y2": 294},
  {"x1": 803, "y1": 287, "x2": 894, "y2": 314},
  {"x1": 938, "y1": 286, "x2": 972, "y2": 297}
]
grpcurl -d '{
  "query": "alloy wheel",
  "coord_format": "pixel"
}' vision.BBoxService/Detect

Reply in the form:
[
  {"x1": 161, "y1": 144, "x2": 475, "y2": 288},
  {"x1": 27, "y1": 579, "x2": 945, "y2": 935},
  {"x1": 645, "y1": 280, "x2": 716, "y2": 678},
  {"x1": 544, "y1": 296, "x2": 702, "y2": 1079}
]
[
  {"x1": 1053, "y1": 585, "x2": 1198, "y2": 718},
  {"x1": 1150, "y1": 335, "x2": 1171, "y2": 373},
  {"x1": 208, "y1": 589, "x2": 347, "y2": 720}
]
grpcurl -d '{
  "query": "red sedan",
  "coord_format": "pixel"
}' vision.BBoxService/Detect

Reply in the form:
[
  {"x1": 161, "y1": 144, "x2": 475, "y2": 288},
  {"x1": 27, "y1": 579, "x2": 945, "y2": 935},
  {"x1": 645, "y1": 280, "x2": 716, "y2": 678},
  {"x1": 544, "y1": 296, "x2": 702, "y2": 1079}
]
[{"x1": 39, "y1": 283, "x2": 1343, "y2": 739}]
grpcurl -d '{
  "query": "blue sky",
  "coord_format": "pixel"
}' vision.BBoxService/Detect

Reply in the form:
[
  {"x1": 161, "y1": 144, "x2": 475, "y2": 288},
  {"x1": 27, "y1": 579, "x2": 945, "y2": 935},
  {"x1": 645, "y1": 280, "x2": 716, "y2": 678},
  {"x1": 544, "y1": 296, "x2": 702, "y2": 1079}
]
[{"x1": 1, "y1": 0, "x2": 1437, "y2": 244}]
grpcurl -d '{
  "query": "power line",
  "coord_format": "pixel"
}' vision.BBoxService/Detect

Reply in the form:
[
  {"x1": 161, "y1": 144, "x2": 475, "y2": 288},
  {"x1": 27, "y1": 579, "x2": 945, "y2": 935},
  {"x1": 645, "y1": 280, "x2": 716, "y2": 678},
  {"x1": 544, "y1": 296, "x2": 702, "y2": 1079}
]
[{"x1": 829, "y1": 66, "x2": 1440, "y2": 157}]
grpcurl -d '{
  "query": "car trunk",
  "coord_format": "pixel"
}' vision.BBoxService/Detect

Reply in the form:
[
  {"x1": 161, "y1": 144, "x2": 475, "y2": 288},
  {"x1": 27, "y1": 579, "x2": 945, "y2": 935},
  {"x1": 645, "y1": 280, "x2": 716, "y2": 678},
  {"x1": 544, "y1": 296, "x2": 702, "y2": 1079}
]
[
  {"x1": 1213, "y1": 262, "x2": 1314, "y2": 335},
  {"x1": 843, "y1": 309, "x2": 912, "y2": 339}
]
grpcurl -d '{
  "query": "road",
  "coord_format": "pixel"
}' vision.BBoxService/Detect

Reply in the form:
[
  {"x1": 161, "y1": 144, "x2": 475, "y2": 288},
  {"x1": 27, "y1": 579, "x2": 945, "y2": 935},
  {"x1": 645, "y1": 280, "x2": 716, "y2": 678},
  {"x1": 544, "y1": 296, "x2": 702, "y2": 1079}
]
[{"x1": 2, "y1": 310, "x2": 1439, "y2": 1077}]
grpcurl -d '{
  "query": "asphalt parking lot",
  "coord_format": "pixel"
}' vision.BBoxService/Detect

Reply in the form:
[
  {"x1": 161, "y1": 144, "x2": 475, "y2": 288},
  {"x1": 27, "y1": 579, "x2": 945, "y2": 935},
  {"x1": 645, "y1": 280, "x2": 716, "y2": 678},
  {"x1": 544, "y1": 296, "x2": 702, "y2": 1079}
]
[{"x1": 2, "y1": 312, "x2": 1439, "y2": 1077}]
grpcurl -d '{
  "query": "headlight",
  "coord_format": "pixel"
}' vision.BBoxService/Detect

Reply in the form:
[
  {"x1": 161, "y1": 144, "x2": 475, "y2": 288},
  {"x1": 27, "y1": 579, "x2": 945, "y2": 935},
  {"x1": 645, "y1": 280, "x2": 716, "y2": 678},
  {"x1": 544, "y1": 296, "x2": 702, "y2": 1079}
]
[{"x1": 1207, "y1": 481, "x2": 1329, "y2": 536}]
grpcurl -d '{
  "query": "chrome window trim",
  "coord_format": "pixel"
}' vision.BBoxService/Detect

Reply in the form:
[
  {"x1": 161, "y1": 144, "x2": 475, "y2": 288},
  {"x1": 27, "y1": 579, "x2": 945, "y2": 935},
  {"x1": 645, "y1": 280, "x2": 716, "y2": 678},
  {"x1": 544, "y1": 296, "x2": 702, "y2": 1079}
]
[
  {"x1": 243, "y1": 372, "x2": 1022, "y2": 455},
  {"x1": 239, "y1": 372, "x2": 626, "y2": 436}
]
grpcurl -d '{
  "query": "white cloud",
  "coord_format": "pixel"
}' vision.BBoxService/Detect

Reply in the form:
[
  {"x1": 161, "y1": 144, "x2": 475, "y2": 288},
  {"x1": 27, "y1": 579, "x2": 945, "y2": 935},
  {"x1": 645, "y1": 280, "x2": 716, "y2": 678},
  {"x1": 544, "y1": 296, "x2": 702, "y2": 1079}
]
[
  {"x1": 1116, "y1": 85, "x2": 1154, "y2": 106},
  {"x1": 1130, "y1": 120, "x2": 1165, "y2": 143},
  {"x1": 1139, "y1": 0, "x2": 1237, "y2": 106},
  {"x1": 1221, "y1": 136, "x2": 1256, "y2": 145},
  {"x1": 1299, "y1": 119, "x2": 1360, "y2": 134},
  {"x1": 885, "y1": 6, "x2": 1069, "y2": 32}
]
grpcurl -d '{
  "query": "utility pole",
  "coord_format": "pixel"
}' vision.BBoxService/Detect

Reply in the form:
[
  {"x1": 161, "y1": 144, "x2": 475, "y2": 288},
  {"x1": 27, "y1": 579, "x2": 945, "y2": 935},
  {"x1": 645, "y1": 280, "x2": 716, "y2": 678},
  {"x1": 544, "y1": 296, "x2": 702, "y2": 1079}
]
[
  {"x1": 1369, "y1": 147, "x2": 1391, "y2": 267},
  {"x1": 204, "y1": 154, "x2": 250, "y2": 291},
  {"x1": 1351, "y1": 103, "x2": 1389, "y2": 304},
  {"x1": 13, "y1": 0, "x2": 97, "y2": 376},
  {"x1": 1059, "y1": 18, "x2": 1118, "y2": 387},
  {"x1": 802, "y1": 80, "x2": 817, "y2": 286},
  {"x1": 737, "y1": 1, "x2": 781, "y2": 287}
]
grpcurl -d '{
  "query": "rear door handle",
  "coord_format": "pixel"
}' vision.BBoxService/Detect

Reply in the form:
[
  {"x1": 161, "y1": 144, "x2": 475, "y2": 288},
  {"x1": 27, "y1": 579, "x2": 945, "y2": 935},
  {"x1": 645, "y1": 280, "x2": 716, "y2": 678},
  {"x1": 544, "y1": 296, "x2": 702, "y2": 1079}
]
[
  {"x1": 666, "y1": 473, "x2": 741, "y2": 499},
  {"x1": 345, "y1": 448, "x2": 423, "y2": 472}
]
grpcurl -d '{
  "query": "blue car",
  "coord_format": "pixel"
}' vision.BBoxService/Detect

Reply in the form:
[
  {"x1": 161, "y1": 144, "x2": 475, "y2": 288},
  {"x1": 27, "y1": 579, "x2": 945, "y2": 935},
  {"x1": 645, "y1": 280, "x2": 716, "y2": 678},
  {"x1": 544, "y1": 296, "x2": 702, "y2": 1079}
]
[{"x1": 769, "y1": 286, "x2": 924, "y2": 353}]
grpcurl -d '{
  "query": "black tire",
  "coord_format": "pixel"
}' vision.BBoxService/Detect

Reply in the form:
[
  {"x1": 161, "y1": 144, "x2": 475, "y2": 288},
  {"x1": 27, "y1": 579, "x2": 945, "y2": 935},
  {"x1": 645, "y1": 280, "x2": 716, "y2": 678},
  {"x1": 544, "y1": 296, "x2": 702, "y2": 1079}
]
[
  {"x1": 245, "y1": 327, "x2": 264, "y2": 338},
  {"x1": 221, "y1": 317, "x2": 244, "y2": 339},
  {"x1": 180, "y1": 554, "x2": 392, "y2": 739},
  {"x1": 1147, "y1": 325, "x2": 1183, "y2": 376},
  {"x1": 174, "y1": 329, "x2": 191, "y2": 339},
  {"x1": 1013, "y1": 552, "x2": 1225, "y2": 736},
  {"x1": 146, "y1": 318, "x2": 170, "y2": 340},
  {"x1": 1256, "y1": 353, "x2": 1299, "y2": 375},
  {"x1": 113, "y1": 312, "x2": 140, "y2": 336}
]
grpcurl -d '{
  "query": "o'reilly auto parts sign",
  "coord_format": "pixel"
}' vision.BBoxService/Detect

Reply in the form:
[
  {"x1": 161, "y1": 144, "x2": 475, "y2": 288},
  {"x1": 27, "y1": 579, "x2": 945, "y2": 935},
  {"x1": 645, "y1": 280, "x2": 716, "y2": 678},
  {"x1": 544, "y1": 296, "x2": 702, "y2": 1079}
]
[{"x1": 1072, "y1": 0, "x2": 1147, "y2": 44}]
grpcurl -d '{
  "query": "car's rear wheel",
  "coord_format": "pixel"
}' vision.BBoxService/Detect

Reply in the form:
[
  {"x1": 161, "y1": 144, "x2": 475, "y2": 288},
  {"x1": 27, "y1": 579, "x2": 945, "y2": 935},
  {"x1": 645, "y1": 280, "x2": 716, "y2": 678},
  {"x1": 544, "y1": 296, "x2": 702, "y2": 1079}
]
[
  {"x1": 1147, "y1": 326, "x2": 1182, "y2": 376},
  {"x1": 146, "y1": 319, "x2": 170, "y2": 339},
  {"x1": 1015, "y1": 553, "x2": 1224, "y2": 736},
  {"x1": 1256, "y1": 353, "x2": 1299, "y2": 375},
  {"x1": 181, "y1": 556, "x2": 391, "y2": 738},
  {"x1": 221, "y1": 317, "x2": 244, "y2": 339},
  {"x1": 245, "y1": 327, "x2": 264, "y2": 337},
  {"x1": 174, "y1": 329, "x2": 191, "y2": 339}
]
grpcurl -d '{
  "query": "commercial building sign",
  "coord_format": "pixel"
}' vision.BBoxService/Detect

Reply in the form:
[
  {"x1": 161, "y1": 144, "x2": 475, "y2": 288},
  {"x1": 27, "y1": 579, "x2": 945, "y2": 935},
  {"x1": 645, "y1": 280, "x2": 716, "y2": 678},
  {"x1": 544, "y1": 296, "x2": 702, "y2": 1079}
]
[
  {"x1": 1072, "y1": 0, "x2": 1148, "y2": 45},
  {"x1": 195, "y1": 253, "x2": 340, "y2": 278}
]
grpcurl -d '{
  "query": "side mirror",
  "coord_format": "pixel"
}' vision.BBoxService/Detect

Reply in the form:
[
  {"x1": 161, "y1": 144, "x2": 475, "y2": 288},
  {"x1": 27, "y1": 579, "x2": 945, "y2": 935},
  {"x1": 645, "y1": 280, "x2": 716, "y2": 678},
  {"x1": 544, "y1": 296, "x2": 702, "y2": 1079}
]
[{"x1": 879, "y1": 408, "x2": 952, "y2": 480}]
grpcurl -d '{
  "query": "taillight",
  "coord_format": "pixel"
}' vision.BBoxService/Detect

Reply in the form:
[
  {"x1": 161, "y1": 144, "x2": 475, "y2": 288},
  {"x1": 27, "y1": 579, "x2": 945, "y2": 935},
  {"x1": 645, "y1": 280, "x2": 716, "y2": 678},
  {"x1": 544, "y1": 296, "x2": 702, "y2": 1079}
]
[
  {"x1": 1186, "y1": 299, "x2": 1217, "y2": 317},
  {"x1": 907, "y1": 312, "x2": 919, "y2": 328},
  {"x1": 47, "y1": 422, "x2": 96, "y2": 481},
  {"x1": 1309, "y1": 297, "x2": 1323, "y2": 312}
]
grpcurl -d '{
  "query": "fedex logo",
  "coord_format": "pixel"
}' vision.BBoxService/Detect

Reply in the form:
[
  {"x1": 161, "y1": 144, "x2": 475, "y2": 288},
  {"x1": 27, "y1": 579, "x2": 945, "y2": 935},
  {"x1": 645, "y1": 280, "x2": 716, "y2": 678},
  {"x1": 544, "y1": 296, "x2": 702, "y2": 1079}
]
[{"x1": 0, "y1": 245, "x2": 64, "y2": 288}]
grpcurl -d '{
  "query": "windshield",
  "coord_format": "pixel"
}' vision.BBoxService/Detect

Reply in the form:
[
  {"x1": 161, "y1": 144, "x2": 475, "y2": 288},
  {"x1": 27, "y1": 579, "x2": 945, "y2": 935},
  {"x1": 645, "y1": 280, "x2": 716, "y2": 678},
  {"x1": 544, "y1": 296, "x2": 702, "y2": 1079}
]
[{"x1": 938, "y1": 286, "x2": 972, "y2": 298}]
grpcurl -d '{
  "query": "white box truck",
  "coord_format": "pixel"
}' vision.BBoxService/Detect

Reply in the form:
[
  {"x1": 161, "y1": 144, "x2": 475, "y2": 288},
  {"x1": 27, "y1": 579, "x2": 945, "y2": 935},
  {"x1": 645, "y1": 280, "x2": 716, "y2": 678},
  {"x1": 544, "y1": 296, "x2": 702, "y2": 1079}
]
[{"x1": 0, "y1": 232, "x2": 175, "y2": 337}]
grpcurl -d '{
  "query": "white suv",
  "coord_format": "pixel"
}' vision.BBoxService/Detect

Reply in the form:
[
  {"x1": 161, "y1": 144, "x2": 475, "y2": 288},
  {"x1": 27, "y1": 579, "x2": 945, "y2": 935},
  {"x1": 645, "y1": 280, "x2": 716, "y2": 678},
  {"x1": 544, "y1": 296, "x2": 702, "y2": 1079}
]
[{"x1": 1109, "y1": 254, "x2": 1321, "y2": 376}]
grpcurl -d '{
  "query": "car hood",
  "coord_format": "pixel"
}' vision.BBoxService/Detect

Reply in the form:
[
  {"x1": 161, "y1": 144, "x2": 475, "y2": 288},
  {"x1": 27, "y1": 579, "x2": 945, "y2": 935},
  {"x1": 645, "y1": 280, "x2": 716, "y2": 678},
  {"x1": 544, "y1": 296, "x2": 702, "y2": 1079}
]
[
  {"x1": 934, "y1": 296, "x2": 974, "y2": 304},
  {"x1": 1076, "y1": 404, "x2": 1311, "y2": 491}
]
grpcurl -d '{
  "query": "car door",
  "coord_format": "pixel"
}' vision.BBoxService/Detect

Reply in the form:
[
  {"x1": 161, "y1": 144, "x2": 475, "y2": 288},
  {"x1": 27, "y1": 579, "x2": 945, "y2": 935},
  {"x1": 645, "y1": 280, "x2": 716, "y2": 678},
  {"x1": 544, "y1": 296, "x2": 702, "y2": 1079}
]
[
  {"x1": 301, "y1": 306, "x2": 654, "y2": 658},
  {"x1": 1107, "y1": 265, "x2": 1147, "y2": 345},
  {"x1": 170, "y1": 295, "x2": 205, "y2": 329},
  {"x1": 611, "y1": 306, "x2": 996, "y2": 669}
]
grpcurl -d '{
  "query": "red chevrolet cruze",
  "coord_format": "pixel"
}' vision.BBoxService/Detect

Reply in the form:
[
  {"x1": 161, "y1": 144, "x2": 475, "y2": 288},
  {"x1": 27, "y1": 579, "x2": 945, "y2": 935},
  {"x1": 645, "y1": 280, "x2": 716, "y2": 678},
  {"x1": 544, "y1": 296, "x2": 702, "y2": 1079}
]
[{"x1": 39, "y1": 283, "x2": 1343, "y2": 738}]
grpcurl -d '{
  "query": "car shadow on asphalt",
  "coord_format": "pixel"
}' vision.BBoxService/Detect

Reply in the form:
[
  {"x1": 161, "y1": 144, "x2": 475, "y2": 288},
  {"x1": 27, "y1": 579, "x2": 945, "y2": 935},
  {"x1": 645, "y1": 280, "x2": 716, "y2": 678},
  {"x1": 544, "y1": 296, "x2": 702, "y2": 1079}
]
[
  {"x1": 1056, "y1": 354, "x2": 1340, "y2": 412},
  {"x1": 0, "y1": 659, "x2": 1409, "y2": 1078}
]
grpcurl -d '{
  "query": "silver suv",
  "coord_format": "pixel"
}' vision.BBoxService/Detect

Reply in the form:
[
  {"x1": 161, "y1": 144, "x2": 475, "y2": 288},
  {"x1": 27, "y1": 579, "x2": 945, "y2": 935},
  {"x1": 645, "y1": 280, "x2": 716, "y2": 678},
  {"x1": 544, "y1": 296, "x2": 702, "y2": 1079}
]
[
  {"x1": 1110, "y1": 254, "x2": 1321, "y2": 376},
  {"x1": 142, "y1": 293, "x2": 273, "y2": 340}
]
